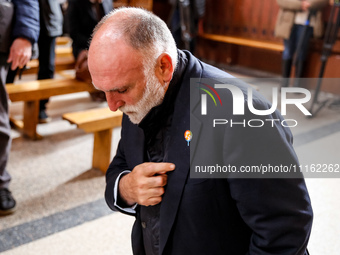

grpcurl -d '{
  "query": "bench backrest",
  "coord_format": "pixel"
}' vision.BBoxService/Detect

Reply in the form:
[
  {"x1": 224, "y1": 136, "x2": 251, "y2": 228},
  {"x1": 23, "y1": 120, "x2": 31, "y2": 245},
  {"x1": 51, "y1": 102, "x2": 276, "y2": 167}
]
[{"x1": 6, "y1": 78, "x2": 97, "y2": 102}]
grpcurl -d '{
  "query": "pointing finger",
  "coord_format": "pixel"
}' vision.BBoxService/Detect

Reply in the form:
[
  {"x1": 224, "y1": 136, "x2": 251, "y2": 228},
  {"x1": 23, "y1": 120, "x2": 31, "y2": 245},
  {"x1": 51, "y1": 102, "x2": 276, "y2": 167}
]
[{"x1": 143, "y1": 162, "x2": 175, "y2": 176}]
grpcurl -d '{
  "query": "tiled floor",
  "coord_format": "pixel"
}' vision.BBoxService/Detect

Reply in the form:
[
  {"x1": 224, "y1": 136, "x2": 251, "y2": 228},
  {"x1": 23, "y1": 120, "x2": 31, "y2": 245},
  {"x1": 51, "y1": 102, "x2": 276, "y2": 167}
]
[{"x1": 1, "y1": 69, "x2": 339, "y2": 254}]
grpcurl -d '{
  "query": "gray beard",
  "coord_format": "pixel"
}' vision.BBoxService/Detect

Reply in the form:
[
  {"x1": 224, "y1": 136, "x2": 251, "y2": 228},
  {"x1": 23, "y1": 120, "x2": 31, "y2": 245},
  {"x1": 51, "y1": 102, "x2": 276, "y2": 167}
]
[{"x1": 119, "y1": 70, "x2": 166, "y2": 124}]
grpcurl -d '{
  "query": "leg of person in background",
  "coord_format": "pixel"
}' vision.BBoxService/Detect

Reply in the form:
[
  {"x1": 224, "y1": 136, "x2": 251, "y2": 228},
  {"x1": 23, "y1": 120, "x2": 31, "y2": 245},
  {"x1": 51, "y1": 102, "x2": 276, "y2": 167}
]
[
  {"x1": 5, "y1": 68, "x2": 18, "y2": 84},
  {"x1": 281, "y1": 25, "x2": 298, "y2": 88},
  {"x1": 281, "y1": 58, "x2": 293, "y2": 88},
  {"x1": 37, "y1": 31, "x2": 56, "y2": 123},
  {"x1": 0, "y1": 62, "x2": 16, "y2": 215},
  {"x1": 293, "y1": 25, "x2": 313, "y2": 87}
]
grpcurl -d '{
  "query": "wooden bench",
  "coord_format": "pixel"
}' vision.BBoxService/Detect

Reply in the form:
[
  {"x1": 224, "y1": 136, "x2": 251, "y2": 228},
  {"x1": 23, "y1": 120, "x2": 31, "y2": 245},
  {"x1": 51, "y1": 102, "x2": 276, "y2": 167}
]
[
  {"x1": 56, "y1": 36, "x2": 72, "y2": 46},
  {"x1": 63, "y1": 108, "x2": 123, "y2": 173},
  {"x1": 24, "y1": 45, "x2": 74, "y2": 75},
  {"x1": 199, "y1": 33, "x2": 284, "y2": 52},
  {"x1": 7, "y1": 78, "x2": 97, "y2": 139},
  {"x1": 25, "y1": 55, "x2": 75, "y2": 75},
  {"x1": 55, "y1": 46, "x2": 73, "y2": 57}
]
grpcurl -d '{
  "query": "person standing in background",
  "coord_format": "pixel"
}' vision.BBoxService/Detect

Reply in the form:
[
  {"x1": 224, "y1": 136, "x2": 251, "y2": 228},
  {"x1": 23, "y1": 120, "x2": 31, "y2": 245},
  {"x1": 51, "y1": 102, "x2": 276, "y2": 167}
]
[
  {"x1": 67, "y1": 0, "x2": 113, "y2": 60},
  {"x1": 168, "y1": 0, "x2": 205, "y2": 52},
  {"x1": 275, "y1": 0, "x2": 328, "y2": 88},
  {"x1": 5, "y1": 0, "x2": 63, "y2": 123},
  {"x1": 0, "y1": 0, "x2": 40, "y2": 215},
  {"x1": 37, "y1": 0, "x2": 63, "y2": 123},
  {"x1": 67, "y1": 0, "x2": 113, "y2": 101}
]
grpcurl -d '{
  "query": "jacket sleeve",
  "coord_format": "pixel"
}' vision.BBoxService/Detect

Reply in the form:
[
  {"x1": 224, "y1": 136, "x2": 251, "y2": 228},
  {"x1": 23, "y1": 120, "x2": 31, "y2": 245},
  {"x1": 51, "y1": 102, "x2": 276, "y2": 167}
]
[
  {"x1": 277, "y1": 0, "x2": 328, "y2": 11},
  {"x1": 308, "y1": 0, "x2": 329, "y2": 10},
  {"x1": 276, "y1": 0, "x2": 303, "y2": 11},
  {"x1": 105, "y1": 115, "x2": 136, "y2": 216},
  {"x1": 67, "y1": 0, "x2": 90, "y2": 58},
  {"x1": 12, "y1": 0, "x2": 40, "y2": 45}
]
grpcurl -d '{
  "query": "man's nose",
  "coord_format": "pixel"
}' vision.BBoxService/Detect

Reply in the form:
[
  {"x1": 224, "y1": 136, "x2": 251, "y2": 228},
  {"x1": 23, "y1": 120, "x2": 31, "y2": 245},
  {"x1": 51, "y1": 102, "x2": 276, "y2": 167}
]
[{"x1": 106, "y1": 93, "x2": 125, "y2": 111}]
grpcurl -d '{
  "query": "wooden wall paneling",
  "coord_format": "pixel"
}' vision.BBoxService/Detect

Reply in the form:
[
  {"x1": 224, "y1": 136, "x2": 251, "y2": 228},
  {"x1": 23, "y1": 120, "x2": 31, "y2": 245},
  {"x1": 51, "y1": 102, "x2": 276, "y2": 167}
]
[
  {"x1": 221, "y1": 0, "x2": 235, "y2": 35},
  {"x1": 130, "y1": 0, "x2": 153, "y2": 10},
  {"x1": 305, "y1": 51, "x2": 340, "y2": 78},
  {"x1": 231, "y1": 0, "x2": 245, "y2": 36},
  {"x1": 203, "y1": 0, "x2": 227, "y2": 35},
  {"x1": 269, "y1": 2, "x2": 281, "y2": 42},
  {"x1": 237, "y1": 46, "x2": 282, "y2": 73},
  {"x1": 248, "y1": 0, "x2": 263, "y2": 39},
  {"x1": 113, "y1": 0, "x2": 129, "y2": 8},
  {"x1": 196, "y1": 38, "x2": 238, "y2": 66},
  {"x1": 203, "y1": 0, "x2": 215, "y2": 34},
  {"x1": 258, "y1": 0, "x2": 272, "y2": 40},
  {"x1": 203, "y1": 0, "x2": 213, "y2": 34},
  {"x1": 218, "y1": 41, "x2": 238, "y2": 65},
  {"x1": 213, "y1": 0, "x2": 228, "y2": 35},
  {"x1": 114, "y1": 0, "x2": 152, "y2": 10},
  {"x1": 196, "y1": 38, "x2": 216, "y2": 62},
  {"x1": 304, "y1": 52, "x2": 340, "y2": 94},
  {"x1": 240, "y1": 0, "x2": 254, "y2": 38}
]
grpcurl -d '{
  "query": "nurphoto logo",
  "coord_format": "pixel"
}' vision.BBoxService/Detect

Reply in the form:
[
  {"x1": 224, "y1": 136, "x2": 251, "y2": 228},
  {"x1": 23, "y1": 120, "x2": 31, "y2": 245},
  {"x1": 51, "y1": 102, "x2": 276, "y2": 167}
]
[
  {"x1": 197, "y1": 81, "x2": 312, "y2": 128},
  {"x1": 200, "y1": 84, "x2": 311, "y2": 116}
]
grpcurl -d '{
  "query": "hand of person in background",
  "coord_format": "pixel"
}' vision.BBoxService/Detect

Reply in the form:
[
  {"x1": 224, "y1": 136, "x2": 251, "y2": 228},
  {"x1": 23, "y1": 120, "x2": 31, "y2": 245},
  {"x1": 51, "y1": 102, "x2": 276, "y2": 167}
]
[
  {"x1": 7, "y1": 38, "x2": 32, "y2": 70},
  {"x1": 301, "y1": 0, "x2": 311, "y2": 11}
]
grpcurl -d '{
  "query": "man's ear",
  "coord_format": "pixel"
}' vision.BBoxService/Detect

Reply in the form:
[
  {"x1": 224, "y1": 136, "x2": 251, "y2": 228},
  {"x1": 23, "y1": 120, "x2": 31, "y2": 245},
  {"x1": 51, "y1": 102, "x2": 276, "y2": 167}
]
[{"x1": 156, "y1": 53, "x2": 174, "y2": 83}]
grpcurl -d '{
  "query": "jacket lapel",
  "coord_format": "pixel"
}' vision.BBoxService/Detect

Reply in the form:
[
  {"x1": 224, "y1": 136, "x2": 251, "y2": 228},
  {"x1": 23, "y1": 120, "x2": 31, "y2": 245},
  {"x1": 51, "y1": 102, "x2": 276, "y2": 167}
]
[{"x1": 159, "y1": 52, "x2": 202, "y2": 254}]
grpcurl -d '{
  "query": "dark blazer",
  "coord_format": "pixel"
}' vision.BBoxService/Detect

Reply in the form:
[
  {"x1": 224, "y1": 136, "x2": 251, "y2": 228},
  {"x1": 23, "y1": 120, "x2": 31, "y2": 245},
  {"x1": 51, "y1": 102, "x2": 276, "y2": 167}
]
[
  {"x1": 105, "y1": 50, "x2": 313, "y2": 255},
  {"x1": 67, "y1": 0, "x2": 113, "y2": 58}
]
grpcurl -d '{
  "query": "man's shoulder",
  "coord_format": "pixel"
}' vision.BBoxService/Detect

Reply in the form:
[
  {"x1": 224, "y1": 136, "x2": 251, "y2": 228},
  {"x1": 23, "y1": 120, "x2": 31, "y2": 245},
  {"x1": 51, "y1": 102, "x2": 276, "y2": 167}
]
[{"x1": 183, "y1": 51, "x2": 234, "y2": 80}]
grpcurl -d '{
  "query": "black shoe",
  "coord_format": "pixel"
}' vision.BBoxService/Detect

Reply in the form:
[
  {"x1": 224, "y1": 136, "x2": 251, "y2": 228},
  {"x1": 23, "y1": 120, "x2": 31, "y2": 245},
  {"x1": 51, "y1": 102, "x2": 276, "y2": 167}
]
[
  {"x1": 39, "y1": 110, "x2": 51, "y2": 124},
  {"x1": 0, "y1": 188, "x2": 16, "y2": 215}
]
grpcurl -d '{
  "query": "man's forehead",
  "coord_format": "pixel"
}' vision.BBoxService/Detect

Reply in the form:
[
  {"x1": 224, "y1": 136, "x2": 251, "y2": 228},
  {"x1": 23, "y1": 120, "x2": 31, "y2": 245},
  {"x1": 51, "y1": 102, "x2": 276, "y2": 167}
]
[
  {"x1": 89, "y1": 44, "x2": 146, "y2": 92},
  {"x1": 89, "y1": 34, "x2": 141, "y2": 67}
]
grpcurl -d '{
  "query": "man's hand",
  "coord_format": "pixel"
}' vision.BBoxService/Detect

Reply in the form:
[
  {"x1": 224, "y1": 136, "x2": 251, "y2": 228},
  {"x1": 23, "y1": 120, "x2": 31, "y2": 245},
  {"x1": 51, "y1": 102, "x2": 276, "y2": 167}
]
[
  {"x1": 119, "y1": 162, "x2": 176, "y2": 206},
  {"x1": 7, "y1": 38, "x2": 32, "y2": 70}
]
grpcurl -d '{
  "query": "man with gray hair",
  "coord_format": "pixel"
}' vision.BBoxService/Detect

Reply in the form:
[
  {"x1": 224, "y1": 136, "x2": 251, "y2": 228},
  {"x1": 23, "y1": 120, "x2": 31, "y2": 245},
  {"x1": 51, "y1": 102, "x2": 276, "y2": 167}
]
[{"x1": 88, "y1": 7, "x2": 313, "y2": 255}]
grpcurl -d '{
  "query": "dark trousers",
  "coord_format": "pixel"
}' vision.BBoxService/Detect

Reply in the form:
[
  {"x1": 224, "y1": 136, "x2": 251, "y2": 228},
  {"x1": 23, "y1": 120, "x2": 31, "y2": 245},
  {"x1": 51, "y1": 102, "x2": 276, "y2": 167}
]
[
  {"x1": 0, "y1": 58, "x2": 11, "y2": 189},
  {"x1": 38, "y1": 32, "x2": 57, "y2": 111},
  {"x1": 281, "y1": 24, "x2": 313, "y2": 87},
  {"x1": 283, "y1": 24, "x2": 313, "y2": 61}
]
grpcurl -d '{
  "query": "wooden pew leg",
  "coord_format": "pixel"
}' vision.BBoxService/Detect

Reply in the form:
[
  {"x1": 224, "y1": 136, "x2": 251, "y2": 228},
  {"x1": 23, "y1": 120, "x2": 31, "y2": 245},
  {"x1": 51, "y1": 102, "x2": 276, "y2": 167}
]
[
  {"x1": 23, "y1": 100, "x2": 41, "y2": 140},
  {"x1": 92, "y1": 129, "x2": 112, "y2": 173}
]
